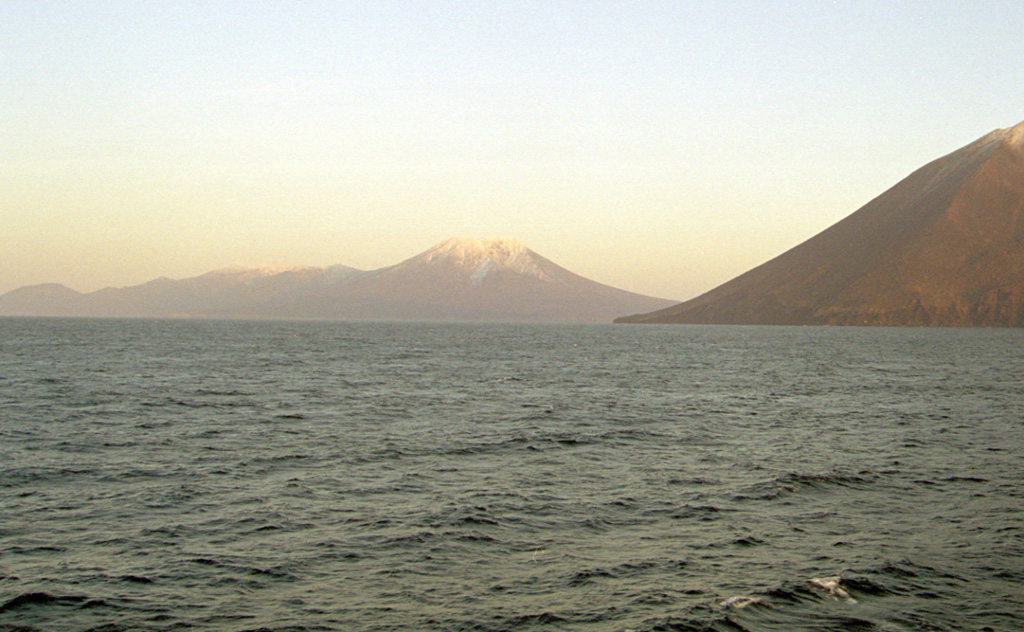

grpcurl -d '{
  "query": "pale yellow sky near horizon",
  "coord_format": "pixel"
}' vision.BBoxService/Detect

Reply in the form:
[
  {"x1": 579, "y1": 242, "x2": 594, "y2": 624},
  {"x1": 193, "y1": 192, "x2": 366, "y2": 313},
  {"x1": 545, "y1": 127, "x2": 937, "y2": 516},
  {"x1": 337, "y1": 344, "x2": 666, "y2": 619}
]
[{"x1": 3, "y1": 2, "x2": 1023, "y2": 300}]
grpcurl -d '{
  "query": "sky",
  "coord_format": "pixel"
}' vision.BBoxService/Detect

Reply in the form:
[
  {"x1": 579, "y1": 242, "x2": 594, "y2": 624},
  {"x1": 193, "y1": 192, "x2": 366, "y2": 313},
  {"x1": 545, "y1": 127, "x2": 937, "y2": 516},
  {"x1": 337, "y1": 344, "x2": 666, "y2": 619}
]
[{"x1": 3, "y1": 1, "x2": 1024, "y2": 301}]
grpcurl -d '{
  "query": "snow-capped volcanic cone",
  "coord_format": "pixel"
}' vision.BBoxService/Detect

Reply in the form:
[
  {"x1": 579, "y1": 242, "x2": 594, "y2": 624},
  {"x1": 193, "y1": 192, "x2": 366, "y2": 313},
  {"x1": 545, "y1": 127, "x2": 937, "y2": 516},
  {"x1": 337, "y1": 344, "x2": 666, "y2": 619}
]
[
  {"x1": 617, "y1": 120, "x2": 1024, "y2": 326},
  {"x1": 0, "y1": 237, "x2": 674, "y2": 322},
  {"x1": 316, "y1": 237, "x2": 676, "y2": 322}
]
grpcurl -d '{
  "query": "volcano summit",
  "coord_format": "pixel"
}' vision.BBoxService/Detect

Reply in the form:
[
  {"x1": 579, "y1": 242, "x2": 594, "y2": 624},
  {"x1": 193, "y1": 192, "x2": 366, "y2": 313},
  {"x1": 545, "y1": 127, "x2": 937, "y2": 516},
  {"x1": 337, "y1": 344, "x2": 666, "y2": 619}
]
[{"x1": 618, "y1": 120, "x2": 1024, "y2": 326}]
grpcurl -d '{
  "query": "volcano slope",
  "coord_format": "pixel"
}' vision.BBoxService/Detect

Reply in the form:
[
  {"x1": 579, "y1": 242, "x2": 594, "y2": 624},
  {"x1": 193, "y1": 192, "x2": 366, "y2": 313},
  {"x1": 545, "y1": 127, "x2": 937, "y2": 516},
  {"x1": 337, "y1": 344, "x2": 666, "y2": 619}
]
[{"x1": 617, "y1": 120, "x2": 1024, "y2": 326}]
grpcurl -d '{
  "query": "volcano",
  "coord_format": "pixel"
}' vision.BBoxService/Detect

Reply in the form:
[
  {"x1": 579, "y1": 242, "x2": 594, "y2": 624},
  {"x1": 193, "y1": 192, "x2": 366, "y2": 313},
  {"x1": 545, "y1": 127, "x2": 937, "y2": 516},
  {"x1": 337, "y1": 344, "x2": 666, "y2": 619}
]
[
  {"x1": 617, "y1": 120, "x2": 1024, "y2": 326},
  {"x1": 309, "y1": 237, "x2": 676, "y2": 322}
]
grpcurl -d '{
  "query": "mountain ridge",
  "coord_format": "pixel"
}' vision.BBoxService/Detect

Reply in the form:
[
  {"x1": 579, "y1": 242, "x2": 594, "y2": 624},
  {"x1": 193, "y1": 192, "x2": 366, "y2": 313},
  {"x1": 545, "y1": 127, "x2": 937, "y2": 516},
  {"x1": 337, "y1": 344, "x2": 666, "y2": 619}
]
[{"x1": 1, "y1": 237, "x2": 675, "y2": 323}]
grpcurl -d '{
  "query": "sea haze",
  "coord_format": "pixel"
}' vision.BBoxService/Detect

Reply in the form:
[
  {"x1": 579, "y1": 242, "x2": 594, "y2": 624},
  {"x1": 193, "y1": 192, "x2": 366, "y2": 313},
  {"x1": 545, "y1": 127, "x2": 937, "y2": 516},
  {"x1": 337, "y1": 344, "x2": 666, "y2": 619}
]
[{"x1": 1, "y1": 319, "x2": 1022, "y2": 632}]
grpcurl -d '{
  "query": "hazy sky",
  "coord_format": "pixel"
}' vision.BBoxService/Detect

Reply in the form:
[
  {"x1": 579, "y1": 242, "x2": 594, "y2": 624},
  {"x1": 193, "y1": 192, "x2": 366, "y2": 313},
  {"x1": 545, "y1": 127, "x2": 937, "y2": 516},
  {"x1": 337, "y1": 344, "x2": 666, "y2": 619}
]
[{"x1": 3, "y1": 1, "x2": 1023, "y2": 300}]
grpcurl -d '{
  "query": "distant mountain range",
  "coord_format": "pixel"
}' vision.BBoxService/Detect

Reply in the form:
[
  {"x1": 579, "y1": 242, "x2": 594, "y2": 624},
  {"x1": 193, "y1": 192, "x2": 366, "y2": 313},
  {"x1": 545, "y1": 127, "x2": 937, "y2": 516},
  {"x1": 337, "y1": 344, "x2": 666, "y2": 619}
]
[
  {"x1": 0, "y1": 237, "x2": 676, "y2": 323},
  {"x1": 618, "y1": 120, "x2": 1024, "y2": 326}
]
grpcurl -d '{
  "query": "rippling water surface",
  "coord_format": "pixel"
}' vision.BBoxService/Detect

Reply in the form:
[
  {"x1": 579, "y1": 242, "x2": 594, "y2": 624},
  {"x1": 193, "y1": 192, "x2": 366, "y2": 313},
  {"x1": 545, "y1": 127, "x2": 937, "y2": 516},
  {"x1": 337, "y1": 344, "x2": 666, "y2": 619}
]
[{"x1": 1, "y1": 319, "x2": 1022, "y2": 632}]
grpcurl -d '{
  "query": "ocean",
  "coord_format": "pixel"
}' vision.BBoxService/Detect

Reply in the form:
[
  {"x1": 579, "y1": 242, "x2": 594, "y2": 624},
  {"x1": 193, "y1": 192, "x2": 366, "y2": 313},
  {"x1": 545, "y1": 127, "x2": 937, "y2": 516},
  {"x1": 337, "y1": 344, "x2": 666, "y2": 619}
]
[{"x1": 1, "y1": 318, "x2": 1022, "y2": 632}]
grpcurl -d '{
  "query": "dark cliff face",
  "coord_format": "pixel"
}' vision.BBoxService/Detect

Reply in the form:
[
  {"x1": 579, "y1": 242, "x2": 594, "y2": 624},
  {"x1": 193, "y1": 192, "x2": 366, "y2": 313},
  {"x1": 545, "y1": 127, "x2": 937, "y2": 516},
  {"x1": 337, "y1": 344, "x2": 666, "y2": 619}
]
[{"x1": 618, "y1": 121, "x2": 1024, "y2": 326}]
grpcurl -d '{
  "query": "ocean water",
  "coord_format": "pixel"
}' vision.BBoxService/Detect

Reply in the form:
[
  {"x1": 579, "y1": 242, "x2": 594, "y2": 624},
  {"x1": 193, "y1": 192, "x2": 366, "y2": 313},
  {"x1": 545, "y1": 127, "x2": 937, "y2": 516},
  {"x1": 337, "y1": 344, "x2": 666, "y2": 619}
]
[{"x1": 1, "y1": 318, "x2": 1022, "y2": 632}]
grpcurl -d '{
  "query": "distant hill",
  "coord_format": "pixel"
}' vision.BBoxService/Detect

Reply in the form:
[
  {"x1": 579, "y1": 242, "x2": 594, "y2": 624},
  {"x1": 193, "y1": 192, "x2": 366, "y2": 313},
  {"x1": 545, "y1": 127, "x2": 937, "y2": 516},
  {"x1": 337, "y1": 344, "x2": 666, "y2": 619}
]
[
  {"x1": 0, "y1": 237, "x2": 675, "y2": 323},
  {"x1": 617, "y1": 120, "x2": 1024, "y2": 326}
]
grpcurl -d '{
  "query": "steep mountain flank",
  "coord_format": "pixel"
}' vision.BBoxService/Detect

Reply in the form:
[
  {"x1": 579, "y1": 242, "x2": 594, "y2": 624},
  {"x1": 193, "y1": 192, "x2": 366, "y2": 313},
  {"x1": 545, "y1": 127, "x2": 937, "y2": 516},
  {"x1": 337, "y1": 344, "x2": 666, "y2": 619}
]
[{"x1": 617, "y1": 120, "x2": 1024, "y2": 326}]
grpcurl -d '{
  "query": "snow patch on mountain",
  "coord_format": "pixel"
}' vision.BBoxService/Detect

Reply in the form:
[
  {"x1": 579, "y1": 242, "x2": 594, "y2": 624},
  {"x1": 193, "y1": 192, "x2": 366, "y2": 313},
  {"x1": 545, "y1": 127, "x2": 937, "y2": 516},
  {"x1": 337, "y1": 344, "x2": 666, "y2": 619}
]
[
  {"x1": 1004, "y1": 120, "x2": 1024, "y2": 149},
  {"x1": 423, "y1": 237, "x2": 554, "y2": 284},
  {"x1": 204, "y1": 265, "x2": 320, "y2": 280},
  {"x1": 469, "y1": 259, "x2": 495, "y2": 286},
  {"x1": 323, "y1": 265, "x2": 363, "y2": 282}
]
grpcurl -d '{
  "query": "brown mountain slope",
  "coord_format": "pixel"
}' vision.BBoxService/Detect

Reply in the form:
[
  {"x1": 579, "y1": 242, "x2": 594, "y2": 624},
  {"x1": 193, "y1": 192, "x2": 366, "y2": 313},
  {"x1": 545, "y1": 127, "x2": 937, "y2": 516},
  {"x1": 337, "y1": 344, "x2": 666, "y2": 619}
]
[{"x1": 617, "y1": 120, "x2": 1024, "y2": 326}]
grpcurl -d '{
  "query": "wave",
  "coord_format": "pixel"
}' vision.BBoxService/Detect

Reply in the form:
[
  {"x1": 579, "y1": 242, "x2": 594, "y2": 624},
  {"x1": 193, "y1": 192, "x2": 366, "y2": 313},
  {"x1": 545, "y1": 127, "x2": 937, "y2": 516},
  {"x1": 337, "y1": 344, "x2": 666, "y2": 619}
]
[
  {"x1": 732, "y1": 471, "x2": 880, "y2": 502},
  {"x1": 186, "y1": 556, "x2": 300, "y2": 583},
  {"x1": 0, "y1": 591, "x2": 107, "y2": 613},
  {"x1": 702, "y1": 559, "x2": 1021, "y2": 632},
  {"x1": 644, "y1": 504, "x2": 732, "y2": 521},
  {"x1": 566, "y1": 559, "x2": 691, "y2": 587},
  {"x1": 0, "y1": 466, "x2": 102, "y2": 487}
]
